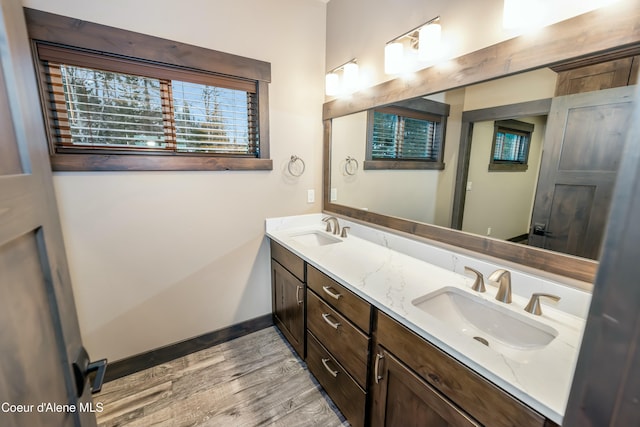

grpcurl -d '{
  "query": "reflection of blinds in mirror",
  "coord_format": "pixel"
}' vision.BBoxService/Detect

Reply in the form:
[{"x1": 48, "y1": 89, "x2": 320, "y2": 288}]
[
  {"x1": 371, "y1": 111, "x2": 441, "y2": 160},
  {"x1": 494, "y1": 130, "x2": 529, "y2": 163}
]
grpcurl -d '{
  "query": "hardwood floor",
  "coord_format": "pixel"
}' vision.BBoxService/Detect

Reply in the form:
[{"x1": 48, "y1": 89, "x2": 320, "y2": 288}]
[{"x1": 93, "y1": 327, "x2": 348, "y2": 426}]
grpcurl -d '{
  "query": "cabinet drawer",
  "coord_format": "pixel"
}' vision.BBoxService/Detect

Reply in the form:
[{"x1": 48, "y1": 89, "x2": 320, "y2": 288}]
[
  {"x1": 307, "y1": 290, "x2": 369, "y2": 388},
  {"x1": 307, "y1": 265, "x2": 371, "y2": 333},
  {"x1": 307, "y1": 332, "x2": 366, "y2": 427},
  {"x1": 376, "y1": 311, "x2": 545, "y2": 427},
  {"x1": 270, "y1": 240, "x2": 304, "y2": 282}
]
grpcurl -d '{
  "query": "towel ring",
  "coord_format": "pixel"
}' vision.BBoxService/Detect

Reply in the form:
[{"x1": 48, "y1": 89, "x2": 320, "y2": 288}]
[
  {"x1": 345, "y1": 156, "x2": 359, "y2": 176},
  {"x1": 288, "y1": 155, "x2": 306, "y2": 177}
]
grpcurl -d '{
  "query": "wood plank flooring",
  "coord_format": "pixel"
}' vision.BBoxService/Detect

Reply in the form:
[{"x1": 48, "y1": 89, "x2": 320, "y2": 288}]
[{"x1": 93, "y1": 327, "x2": 348, "y2": 427}]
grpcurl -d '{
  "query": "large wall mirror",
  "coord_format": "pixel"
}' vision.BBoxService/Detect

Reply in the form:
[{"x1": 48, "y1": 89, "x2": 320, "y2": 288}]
[{"x1": 323, "y1": 5, "x2": 640, "y2": 284}]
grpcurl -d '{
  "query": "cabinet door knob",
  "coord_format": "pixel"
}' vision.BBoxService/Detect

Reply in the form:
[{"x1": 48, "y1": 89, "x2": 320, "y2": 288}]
[{"x1": 321, "y1": 313, "x2": 341, "y2": 329}]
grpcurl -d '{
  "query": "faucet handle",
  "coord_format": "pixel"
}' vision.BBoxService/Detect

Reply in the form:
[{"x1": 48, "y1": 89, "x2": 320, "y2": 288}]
[
  {"x1": 464, "y1": 267, "x2": 485, "y2": 292},
  {"x1": 340, "y1": 226, "x2": 350, "y2": 238},
  {"x1": 524, "y1": 293, "x2": 561, "y2": 315},
  {"x1": 322, "y1": 216, "x2": 332, "y2": 232}
]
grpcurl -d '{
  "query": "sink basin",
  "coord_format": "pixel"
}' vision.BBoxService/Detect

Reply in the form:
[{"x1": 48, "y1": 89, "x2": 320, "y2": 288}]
[
  {"x1": 412, "y1": 287, "x2": 558, "y2": 361},
  {"x1": 290, "y1": 230, "x2": 342, "y2": 247}
]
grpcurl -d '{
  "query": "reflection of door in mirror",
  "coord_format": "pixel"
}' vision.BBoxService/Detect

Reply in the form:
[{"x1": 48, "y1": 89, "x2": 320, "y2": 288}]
[
  {"x1": 461, "y1": 115, "x2": 547, "y2": 241},
  {"x1": 529, "y1": 85, "x2": 635, "y2": 260},
  {"x1": 456, "y1": 56, "x2": 637, "y2": 261}
]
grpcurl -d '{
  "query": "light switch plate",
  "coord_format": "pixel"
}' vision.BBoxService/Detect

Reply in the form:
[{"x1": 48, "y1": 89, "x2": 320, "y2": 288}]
[{"x1": 307, "y1": 189, "x2": 315, "y2": 203}]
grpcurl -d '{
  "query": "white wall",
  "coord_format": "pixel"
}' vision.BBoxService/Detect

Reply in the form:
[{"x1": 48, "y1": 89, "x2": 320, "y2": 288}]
[
  {"x1": 23, "y1": 0, "x2": 327, "y2": 362},
  {"x1": 326, "y1": 0, "x2": 626, "y2": 89}
]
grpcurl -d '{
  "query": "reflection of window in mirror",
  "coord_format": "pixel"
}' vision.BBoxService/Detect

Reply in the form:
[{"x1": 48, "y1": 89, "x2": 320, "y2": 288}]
[
  {"x1": 489, "y1": 120, "x2": 534, "y2": 172},
  {"x1": 364, "y1": 98, "x2": 449, "y2": 170}
]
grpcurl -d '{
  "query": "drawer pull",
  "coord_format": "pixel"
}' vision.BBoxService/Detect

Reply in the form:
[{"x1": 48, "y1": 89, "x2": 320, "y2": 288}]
[
  {"x1": 321, "y1": 313, "x2": 341, "y2": 329},
  {"x1": 374, "y1": 353, "x2": 384, "y2": 384},
  {"x1": 296, "y1": 285, "x2": 303, "y2": 305},
  {"x1": 322, "y1": 286, "x2": 342, "y2": 300},
  {"x1": 321, "y1": 358, "x2": 339, "y2": 378}
]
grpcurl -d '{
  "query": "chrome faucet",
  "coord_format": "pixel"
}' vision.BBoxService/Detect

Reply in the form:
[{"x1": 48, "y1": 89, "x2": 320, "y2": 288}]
[
  {"x1": 489, "y1": 269, "x2": 512, "y2": 303},
  {"x1": 322, "y1": 216, "x2": 341, "y2": 235}
]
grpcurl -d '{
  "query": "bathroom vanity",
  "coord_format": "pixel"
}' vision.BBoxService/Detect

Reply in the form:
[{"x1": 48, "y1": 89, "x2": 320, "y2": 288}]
[{"x1": 267, "y1": 214, "x2": 588, "y2": 426}]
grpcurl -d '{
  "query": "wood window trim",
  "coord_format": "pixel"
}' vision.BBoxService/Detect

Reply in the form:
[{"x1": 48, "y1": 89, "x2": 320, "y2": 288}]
[
  {"x1": 365, "y1": 100, "x2": 449, "y2": 171},
  {"x1": 24, "y1": 8, "x2": 272, "y2": 172},
  {"x1": 488, "y1": 120, "x2": 533, "y2": 172}
]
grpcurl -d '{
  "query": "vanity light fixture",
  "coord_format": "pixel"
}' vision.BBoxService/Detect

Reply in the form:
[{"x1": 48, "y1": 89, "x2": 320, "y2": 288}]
[
  {"x1": 384, "y1": 17, "x2": 441, "y2": 74},
  {"x1": 325, "y1": 59, "x2": 360, "y2": 96}
]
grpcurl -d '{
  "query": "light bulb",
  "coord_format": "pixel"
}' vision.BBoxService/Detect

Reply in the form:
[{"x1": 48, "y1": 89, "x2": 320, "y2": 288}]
[
  {"x1": 385, "y1": 42, "x2": 404, "y2": 74},
  {"x1": 325, "y1": 72, "x2": 340, "y2": 96},
  {"x1": 418, "y1": 23, "x2": 442, "y2": 62},
  {"x1": 343, "y1": 62, "x2": 359, "y2": 93}
]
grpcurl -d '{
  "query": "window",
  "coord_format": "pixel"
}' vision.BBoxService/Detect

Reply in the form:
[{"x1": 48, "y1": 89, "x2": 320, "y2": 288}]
[
  {"x1": 364, "y1": 99, "x2": 449, "y2": 170},
  {"x1": 489, "y1": 120, "x2": 534, "y2": 172},
  {"x1": 27, "y1": 9, "x2": 271, "y2": 171}
]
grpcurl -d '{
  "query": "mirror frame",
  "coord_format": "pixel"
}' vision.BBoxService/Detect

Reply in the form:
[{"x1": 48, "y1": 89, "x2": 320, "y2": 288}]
[{"x1": 323, "y1": 4, "x2": 640, "y2": 284}]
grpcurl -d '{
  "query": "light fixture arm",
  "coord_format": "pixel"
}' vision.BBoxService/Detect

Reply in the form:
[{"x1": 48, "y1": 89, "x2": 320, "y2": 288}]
[
  {"x1": 385, "y1": 16, "x2": 440, "y2": 46},
  {"x1": 326, "y1": 58, "x2": 358, "y2": 75}
]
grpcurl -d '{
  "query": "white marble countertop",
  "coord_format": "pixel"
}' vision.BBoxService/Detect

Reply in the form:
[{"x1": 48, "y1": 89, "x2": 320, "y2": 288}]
[{"x1": 266, "y1": 214, "x2": 588, "y2": 425}]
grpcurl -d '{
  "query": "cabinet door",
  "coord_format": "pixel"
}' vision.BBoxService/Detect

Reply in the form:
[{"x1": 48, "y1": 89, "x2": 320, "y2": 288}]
[
  {"x1": 554, "y1": 57, "x2": 634, "y2": 96},
  {"x1": 371, "y1": 347, "x2": 480, "y2": 427},
  {"x1": 272, "y1": 260, "x2": 305, "y2": 357}
]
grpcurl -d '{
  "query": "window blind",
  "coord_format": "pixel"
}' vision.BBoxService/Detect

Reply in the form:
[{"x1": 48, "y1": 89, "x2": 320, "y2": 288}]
[
  {"x1": 51, "y1": 65, "x2": 167, "y2": 149},
  {"x1": 43, "y1": 56, "x2": 259, "y2": 156},
  {"x1": 172, "y1": 81, "x2": 258, "y2": 155},
  {"x1": 371, "y1": 111, "x2": 441, "y2": 161},
  {"x1": 493, "y1": 130, "x2": 529, "y2": 163}
]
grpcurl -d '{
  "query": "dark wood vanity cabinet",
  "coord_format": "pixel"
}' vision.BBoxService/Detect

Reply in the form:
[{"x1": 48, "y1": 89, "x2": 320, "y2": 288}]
[
  {"x1": 371, "y1": 346, "x2": 480, "y2": 427},
  {"x1": 269, "y1": 241, "x2": 560, "y2": 427},
  {"x1": 305, "y1": 265, "x2": 372, "y2": 427},
  {"x1": 373, "y1": 311, "x2": 548, "y2": 427},
  {"x1": 270, "y1": 241, "x2": 305, "y2": 358}
]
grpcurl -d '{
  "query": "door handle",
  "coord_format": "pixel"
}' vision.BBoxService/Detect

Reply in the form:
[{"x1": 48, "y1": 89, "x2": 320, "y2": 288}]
[
  {"x1": 532, "y1": 223, "x2": 553, "y2": 237},
  {"x1": 72, "y1": 347, "x2": 108, "y2": 396}
]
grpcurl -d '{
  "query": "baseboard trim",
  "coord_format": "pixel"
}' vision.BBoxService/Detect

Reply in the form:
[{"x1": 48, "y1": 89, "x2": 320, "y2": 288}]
[{"x1": 104, "y1": 313, "x2": 273, "y2": 383}]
